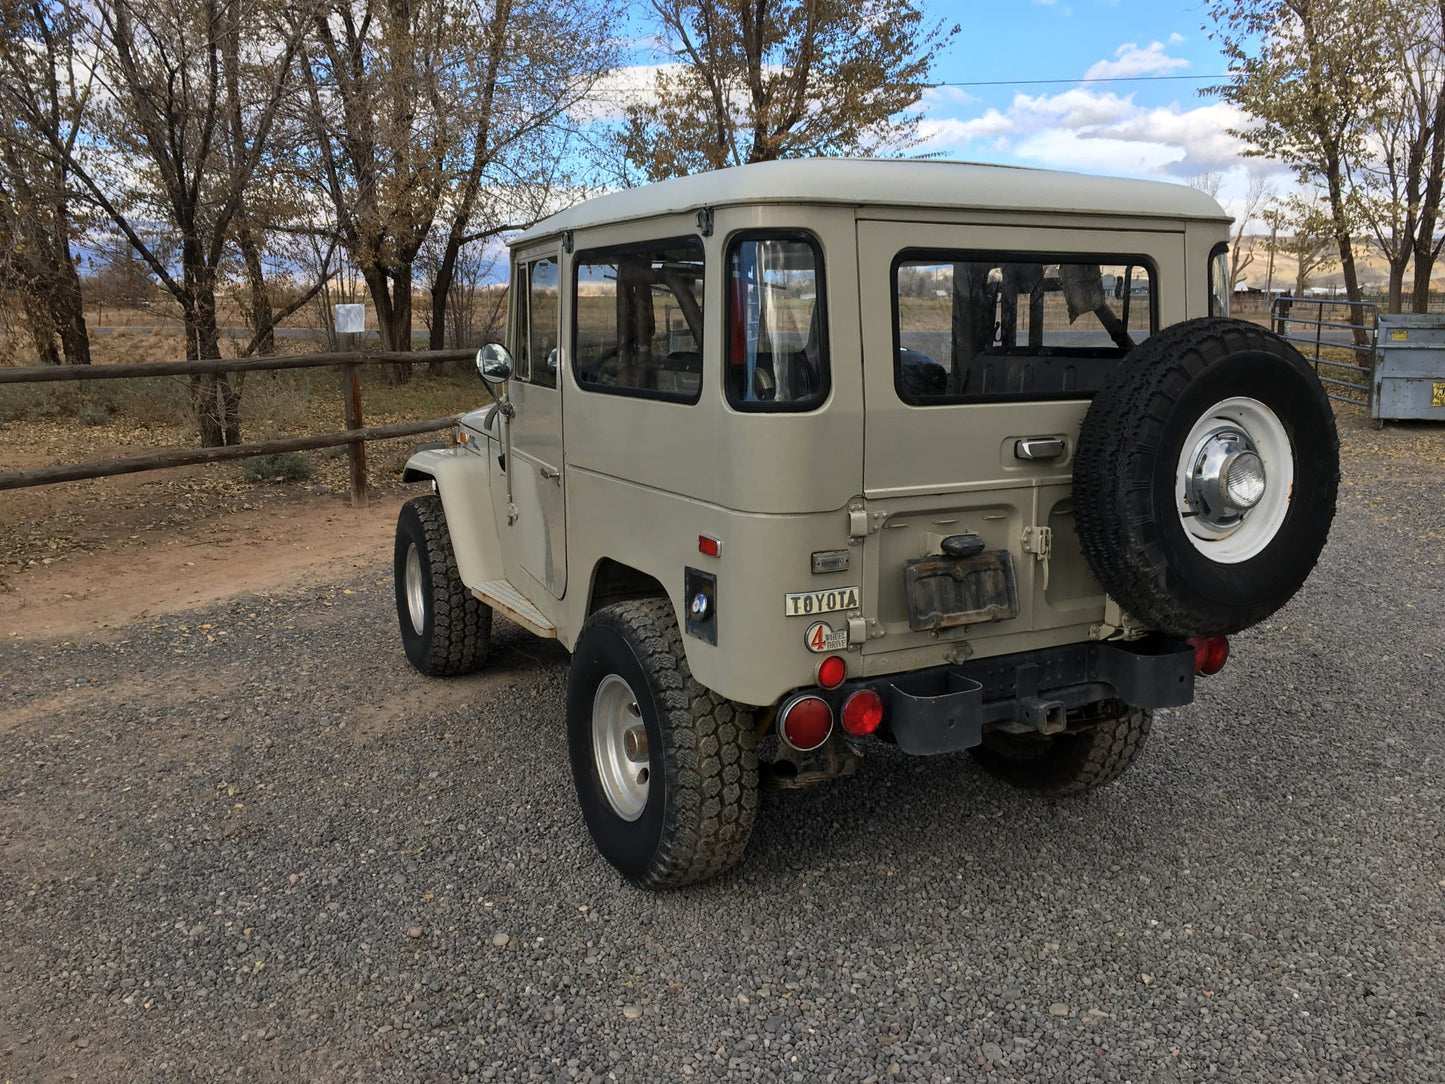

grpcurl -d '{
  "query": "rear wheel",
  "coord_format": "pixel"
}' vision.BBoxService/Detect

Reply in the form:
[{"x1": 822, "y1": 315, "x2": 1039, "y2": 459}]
[
  {"x1": 567, "y1": 599, "x2": 758, "y2": 888},
  {"x1": 394, "y1": 495, "x2": 492, "y2": 676},
  {"x1": 971, "y1": 702, "x2": 1151, "y2": 795}
]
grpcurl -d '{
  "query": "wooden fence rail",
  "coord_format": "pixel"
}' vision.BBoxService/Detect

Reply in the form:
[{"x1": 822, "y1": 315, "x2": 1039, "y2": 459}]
[{"x1": 0, "y1": 348, "x2": 478, "y2": 503}]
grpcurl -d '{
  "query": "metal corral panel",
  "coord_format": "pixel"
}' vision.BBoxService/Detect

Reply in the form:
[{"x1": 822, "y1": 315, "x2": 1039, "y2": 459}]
[{"x1": 1375, "y1": 314, "x2": 1445, "y2": 422}]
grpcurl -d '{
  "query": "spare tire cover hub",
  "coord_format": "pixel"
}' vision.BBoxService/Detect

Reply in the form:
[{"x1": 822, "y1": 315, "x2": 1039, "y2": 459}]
[{"x1": 1177, "y1": 396, "x2": 1293, "y2": 562}]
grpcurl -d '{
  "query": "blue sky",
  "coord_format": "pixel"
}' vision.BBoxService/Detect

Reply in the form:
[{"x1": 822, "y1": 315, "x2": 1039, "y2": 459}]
[
  {"x1": 600, "y1": 0, "x2": 1278, "y2": 223},
  {"x1": 909, "y1": 0, "x2": 1284, "y2": 215}
]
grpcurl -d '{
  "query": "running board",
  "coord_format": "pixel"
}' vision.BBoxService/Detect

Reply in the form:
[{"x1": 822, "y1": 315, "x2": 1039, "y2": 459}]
[{"x1": 473, "y1": 580, "x2": 557, "y2": 639}]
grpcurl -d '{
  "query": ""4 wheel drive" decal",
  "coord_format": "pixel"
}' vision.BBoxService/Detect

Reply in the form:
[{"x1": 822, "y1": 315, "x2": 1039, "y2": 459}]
[{"x1": 804, "y1": 621, "x2": 850, "y2": 652}]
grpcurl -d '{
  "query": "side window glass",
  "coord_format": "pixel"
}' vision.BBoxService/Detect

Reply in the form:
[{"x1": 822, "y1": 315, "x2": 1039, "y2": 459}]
[
  {"x1": 512, "y1": 262, "x2": 531, "y2": 382},
  {"x1": 894, "y1": 254, "x2": 1155, "y2": 404},
  {"x1": 529, "y1": 257, "x2": 559, "y2": 388},
  {"x1": 1209, "y1": 243, "x2": 1231, "y2": 317},
  {"x1": 573, "y1": 237, "x2": 705, "y2": 403},
  {"x1": 726, "y1": 235, "x2": 828, "y2": 411}
]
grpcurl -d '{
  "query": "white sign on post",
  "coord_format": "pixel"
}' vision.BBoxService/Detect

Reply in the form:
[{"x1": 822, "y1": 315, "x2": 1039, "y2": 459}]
[{"x1": 334, "y1": 304, "x2": 365, "y2": 334}]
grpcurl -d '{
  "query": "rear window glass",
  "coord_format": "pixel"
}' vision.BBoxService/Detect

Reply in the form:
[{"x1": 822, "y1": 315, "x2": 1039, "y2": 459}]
[
  {"x1": 726, "y1": 235, "x2": 829, "y2": 411},
  {"x1": 894, "y1": 253, "x2": 1155, "y2": 404},
  {"x1": 573, "y1": 237, "x2": 705, "y2": 403}
]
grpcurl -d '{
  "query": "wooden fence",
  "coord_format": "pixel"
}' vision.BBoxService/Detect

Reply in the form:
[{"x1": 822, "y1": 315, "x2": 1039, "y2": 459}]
[{"x1": 0, "y1": 348, "x2": 477, "y2": 505}]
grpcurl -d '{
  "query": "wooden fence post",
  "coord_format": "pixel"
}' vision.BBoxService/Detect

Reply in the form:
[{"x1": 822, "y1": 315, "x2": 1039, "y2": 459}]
[{"x1": 343, "y1": 361, "x2": 368, "y2": 508}]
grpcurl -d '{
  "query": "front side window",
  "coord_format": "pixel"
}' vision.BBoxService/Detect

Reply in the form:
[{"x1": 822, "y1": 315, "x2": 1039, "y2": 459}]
[
  {"x1": 529, "y1": 257, "x2": 559, "y2": 387},
  {"x1": 573, "y1": 237, "x2": 705, "y2": 402},
  {"x1": 1209, "y1": 242, "x2": 1231, "y2": 317},
  {"x1": 894, "y1": 253, "x2": 1156, "y2": 404},
  {"x1": 727, "y1": 235, "x2": 829, "y2": 411}
]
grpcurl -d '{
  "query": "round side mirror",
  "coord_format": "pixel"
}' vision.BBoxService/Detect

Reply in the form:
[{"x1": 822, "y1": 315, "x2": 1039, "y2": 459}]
[{"x1": 476, "y1": 343, "x2": 513, "y2": 385}]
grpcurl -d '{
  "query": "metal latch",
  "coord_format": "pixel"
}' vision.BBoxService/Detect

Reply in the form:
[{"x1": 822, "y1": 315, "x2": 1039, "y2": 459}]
[
  {"x1": 1090, "y1": 596, "x2": 1148, "y2": 641},
  {"x1": 1021, "y1": 525, "x2": 1053, "y2": 591}
]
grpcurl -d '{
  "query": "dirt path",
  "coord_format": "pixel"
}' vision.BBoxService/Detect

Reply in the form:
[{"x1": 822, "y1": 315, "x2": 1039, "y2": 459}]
[{"x1": 2, "y1": 483, "x2": 406, "y2": 641}]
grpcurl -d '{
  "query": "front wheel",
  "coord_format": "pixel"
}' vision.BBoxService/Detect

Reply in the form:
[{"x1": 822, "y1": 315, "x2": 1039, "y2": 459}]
[
  {"x1": 394, "y1": 495, "x2": 492, "y2": 676},
  {"x1": 971, "y1": 702, "x2": 1152, "y2": 795},
  {"x1": 567, "y1": 599, "x2": 758, "y2": 888}
]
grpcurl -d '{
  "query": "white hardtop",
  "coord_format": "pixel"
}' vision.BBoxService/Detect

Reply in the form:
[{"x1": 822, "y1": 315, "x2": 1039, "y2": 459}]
[{"x1": 512, "y1": 158, "x2": 1230, "y2": 246}]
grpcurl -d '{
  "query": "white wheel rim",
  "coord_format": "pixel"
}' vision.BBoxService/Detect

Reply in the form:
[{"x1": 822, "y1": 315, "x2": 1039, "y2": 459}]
[
  {"x1": 404, "y1": 542, "x2": 426, "y2": 634},
  {"x1": 591, "y1": 674, "x2": 650, "y2": 821},
  {"x1": 1175, "y1": 396, "x2": 1294, "y2": 564}
]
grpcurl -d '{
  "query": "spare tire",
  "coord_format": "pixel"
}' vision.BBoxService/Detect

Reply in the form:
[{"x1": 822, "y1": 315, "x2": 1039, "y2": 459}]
[{"x1": 1073, "y1": 317, "x2": 1338, "y2": 637}]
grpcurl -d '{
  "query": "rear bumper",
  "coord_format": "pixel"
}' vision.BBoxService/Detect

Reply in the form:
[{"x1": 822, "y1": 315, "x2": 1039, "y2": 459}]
[{"x1": 842, "y1": 637, "x2": 1195, "y2": 756}]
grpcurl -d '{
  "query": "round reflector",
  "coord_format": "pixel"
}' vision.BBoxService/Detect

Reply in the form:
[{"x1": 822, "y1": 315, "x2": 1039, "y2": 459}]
[
  {"x1": 779, "y1": 695, "x2": 832, "y2": 752},
  {"x1": 817, "y1": 655, "x2": 847, "y2": 690},
  {"x1": 1189, "y1": 635, "x2": 1230, "y2": 675},
  {"x1": 841, "y1": 690, "x2": 884, "y2": 737}
]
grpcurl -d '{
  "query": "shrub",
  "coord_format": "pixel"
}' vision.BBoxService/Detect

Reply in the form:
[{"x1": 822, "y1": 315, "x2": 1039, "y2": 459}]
[{"x1": 240, "y1": 451, "x2": 313, "y2": 483}]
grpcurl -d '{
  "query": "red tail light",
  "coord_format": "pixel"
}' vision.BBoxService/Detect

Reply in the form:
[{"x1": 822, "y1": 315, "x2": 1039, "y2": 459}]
[
  {"x1": 1189, "y1": 635, "x2": 1230, "y2": 675},
  {"x1": 779, "y1": 695, "x2": 832, "y2": 752},
  {"x1": 841, "y1": 690, "x2": 884, "y2": 737},
  {"x1": 817, "y1": 655, "x2": 847, "y2": 690}
]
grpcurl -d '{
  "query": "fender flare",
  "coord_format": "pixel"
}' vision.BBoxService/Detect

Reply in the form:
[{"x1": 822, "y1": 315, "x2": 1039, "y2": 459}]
[{"x1": 401, "y1": 446, "x2": 505, "y2": 588}]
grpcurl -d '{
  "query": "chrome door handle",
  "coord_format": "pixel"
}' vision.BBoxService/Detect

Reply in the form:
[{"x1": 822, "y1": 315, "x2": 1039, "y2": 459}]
[
  {"x1": 1015, "y1": 437, "x2": 1066, "y2": 461},
  {"x1": 539, "y1": 465, "x2": 561, "y2": 482}
]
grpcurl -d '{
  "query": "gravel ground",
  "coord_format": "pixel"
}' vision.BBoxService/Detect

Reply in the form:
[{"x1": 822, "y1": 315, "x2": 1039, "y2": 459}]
[{"x1": 1, "y1": 425, "x2": 1442, "y2": 1083}]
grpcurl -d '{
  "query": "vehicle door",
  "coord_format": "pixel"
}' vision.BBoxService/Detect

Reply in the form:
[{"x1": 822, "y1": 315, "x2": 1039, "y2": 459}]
[
  {"x1": 505, "y1": 248, "x2": 567, "y2": 597},
  {"x1": 855, "y1": 218, "x2": 1182, "y2": 658}
]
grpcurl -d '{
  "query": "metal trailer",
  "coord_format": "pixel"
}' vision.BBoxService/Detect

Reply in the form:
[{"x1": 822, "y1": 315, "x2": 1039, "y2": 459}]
[{"x1": 1374, "y1": 314, "x2": 1445, "y2": 425}]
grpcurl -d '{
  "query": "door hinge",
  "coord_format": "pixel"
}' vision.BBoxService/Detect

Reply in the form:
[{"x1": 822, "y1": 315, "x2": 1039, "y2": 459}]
[
  {"x1": 847, "y1": 502, "x2": 886, "y2": 544},
  {"x1": 1021, "y1": 525, "x2": 1053, "y2": 591}
]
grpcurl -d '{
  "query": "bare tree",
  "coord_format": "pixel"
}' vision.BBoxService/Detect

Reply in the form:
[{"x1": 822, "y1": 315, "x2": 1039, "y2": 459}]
[
  {"x1": 0, "y1": 0, "x2": 93, "y2": 365},
  {"x1": 26, "y1": 0, "x2": 316, "y2": 444},
  {"x1": 1230, "y1": 167, "x2": 1275, "y2": 292},
  {"x1": 1264, "y1": 191, "x2": 1339, "y2": 294},
  {"x1": 1353, "y1": 0, "x2": 1445, "y2": 312},
  {"x1": 298, "y1": 0, "x2": 614, "y2": 374},
  {"x1": 623, "y1": 0, "x2": 958, "y2": 181},
  {"x1": 1208, "y1": 0, "x2": 1390, "y2": 338}
]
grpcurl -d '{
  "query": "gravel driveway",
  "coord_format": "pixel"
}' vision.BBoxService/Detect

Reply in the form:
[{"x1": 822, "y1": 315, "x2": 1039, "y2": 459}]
[{"x1": 2, "y1": 419, "x2": 1442, "y2": 1083}]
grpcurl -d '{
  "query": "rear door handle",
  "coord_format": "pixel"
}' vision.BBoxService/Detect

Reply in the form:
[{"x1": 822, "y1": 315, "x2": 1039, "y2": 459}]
[
  {"x1": 1015, "y1": 437, "x2": 1066, "y2": 461},
  {"x1": 539, "y1": 465, "x2": 561, "y2": 482}
]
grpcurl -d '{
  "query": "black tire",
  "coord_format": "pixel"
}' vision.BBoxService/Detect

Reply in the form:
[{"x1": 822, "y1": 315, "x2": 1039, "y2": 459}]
[
  {"x1": 394, "y1": 495, "x2": 492, "y2": 676},
  {"x1": 971, "y1": 702, "x2": 1152, "y2": 795},
  {"x1": 567, "y1": 599, "x2": 758, "y2": 889},
  {"x1": 1074, "y1": 317, "x2": 1339, "y2": 637}
]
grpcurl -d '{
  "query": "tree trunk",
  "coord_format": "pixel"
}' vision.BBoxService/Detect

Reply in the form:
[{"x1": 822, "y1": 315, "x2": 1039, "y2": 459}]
[
  {"x1": 48, "y1": 193, "x2": 90, "y2": 365},
  {"x1": 24, "y1": 296, "x2": 61, "y2": 366},
  {"x1": 1323, "y1": 162, "x2": 1368, "y2": 346},
  {"x1": 234, "y1": 218, "x2": 276, "y2": 356},
  {"x1": 1386, "y1": 258, "x2": 1408, "y2": 315},
  {"x1": 181, "y1": 261, "x2": 236, "y2": 448},
  {"x1": 428, "y1": 240, "x2": 459, "y2": 353}
]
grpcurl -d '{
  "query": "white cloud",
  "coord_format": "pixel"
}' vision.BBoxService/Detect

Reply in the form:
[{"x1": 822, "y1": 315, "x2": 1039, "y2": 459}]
[
  {"x1": 1168, "y1": 32, "x2": 1186, "y2": 45},
  {"x1": 569, "y1": 63, "x2": 680, "y2": 124},
  {"x1": 916, "y1": 79, "x2": 1256, "y2": 181},
  {"x1": 1013, "y1": 129, "x2": 1182, "y2": 175},
  {"x1": 919, "y1": 109, "x2": 1015, "y2": 144},
  {"x1": 1083, "y1": 41, "x2": 1190, "y2": 81},
  {"x1": 1090, "y1": 102, "x2": 1250, "y2": 174},
  {"x1": 1011, "y1": 89, "x2": 1134, "y2": 128}
]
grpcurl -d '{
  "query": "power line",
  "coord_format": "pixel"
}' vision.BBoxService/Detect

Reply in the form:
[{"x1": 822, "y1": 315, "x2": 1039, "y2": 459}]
[{"x1": 935, "y1": 74, "x2": 1225, "y2": 88}]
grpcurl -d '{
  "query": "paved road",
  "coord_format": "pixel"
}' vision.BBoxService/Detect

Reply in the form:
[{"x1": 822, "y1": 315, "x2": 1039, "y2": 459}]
[{"x1": 1, "y1": 441, "x2": 1442, "y2": 1082}]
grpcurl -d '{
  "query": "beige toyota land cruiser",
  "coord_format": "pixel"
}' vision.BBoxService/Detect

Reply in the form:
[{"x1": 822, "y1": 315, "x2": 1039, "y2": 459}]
[{"x1": 393, "y1": 159, "x2": 1339, "y2": 888}]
